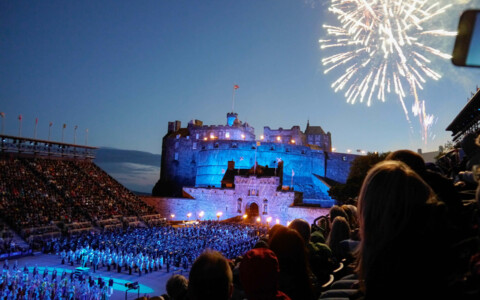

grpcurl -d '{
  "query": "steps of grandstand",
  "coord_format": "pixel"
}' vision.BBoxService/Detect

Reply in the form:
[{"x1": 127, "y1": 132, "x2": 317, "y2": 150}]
[{"x1": 0, "y1": 219, "x2": 31, "y2": 260}]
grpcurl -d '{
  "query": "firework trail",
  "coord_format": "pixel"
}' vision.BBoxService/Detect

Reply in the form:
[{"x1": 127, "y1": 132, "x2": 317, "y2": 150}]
[{"x1": 319, "y1": 0, "x2": 456, "y2": 142}]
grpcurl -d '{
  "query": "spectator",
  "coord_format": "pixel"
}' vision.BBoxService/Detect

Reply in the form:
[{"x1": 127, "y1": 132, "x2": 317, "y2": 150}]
[
  {"x1": 268, "y1": 226, "x2": 315, "y2": 300},
  {"x1": 288, "y1": 219, "x2": 311, "y2": 247},
  {"x1": 188, "y1": 250, "x2": 233, "y2": 300},
  {"x1": 239, "y1": 248, "x2": 291, "y2": 300},
  {"x1": 385, "y1": 149, "x2": 469, "y2": 241},
  {"x1": 288, "y1": 218, "x2": 335, "y2": 288},
  {"x1": 166, "y1": 274, "x2": 188, "y2": 300},
  {"x1": 326, "y1": 216, "x2": 351, "y2": 264},
  {"x1": 356, "y1": 160, "x2": 452, "y2": 299}
]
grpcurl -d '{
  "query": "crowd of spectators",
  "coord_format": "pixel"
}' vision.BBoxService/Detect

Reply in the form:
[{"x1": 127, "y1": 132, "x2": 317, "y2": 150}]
[{"x1": 0, "y1": 155, "x2": 155, "y2": 240}]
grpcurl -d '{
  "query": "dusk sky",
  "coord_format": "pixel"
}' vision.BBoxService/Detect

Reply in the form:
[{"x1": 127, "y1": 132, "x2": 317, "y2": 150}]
[{"x1": 1, "y1": 0, "x2": 480, "y2": 156}]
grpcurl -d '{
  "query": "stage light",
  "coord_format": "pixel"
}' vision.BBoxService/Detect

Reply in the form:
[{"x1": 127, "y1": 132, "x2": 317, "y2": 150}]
[
  {"x1": 276, "y1": 136, "x2": 281, "y2": 142},
  {"x1": 276, "y1": 218, "x2": 280, "y2": 224},
  {"x1": 171, "y1": 214, "x2": 175, "y2": 219},
  {"x1": 199, "y1": 211, "x2": 204, "y2": 218},
  {"x1": 260, "y1": 135, "x2": 264, "y2": 140},
  {"x1": 243, "y1": 214, "x2": 248, "y2": 219},
  {"x1": 256, "y1": 217, "x2": 261, "y2": 223}
]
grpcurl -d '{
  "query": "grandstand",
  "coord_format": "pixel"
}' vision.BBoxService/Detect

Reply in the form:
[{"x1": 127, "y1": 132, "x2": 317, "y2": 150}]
[{"x1": 0, "y1": 135, "x2": 159, "y2": 256}]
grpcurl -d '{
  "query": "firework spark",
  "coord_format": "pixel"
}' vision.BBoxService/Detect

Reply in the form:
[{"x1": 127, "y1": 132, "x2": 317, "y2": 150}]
[{"x1": 320, "y1": 0, "x2": 456, "y2": 142}]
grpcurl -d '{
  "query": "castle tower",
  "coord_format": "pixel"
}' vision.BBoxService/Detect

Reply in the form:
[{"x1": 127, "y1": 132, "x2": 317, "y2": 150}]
[{"x1": 227, "y1": 112, "x2": 238, "y2": 126}]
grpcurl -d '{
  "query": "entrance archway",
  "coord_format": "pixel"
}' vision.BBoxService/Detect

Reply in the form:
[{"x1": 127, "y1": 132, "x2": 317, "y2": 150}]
[{"x1": 246, "y1": 202, "x2": 259, "y2": 217}]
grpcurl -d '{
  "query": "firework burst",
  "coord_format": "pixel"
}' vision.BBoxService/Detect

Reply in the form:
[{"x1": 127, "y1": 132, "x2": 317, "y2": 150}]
[{"x1": 320, "y1": 0, "x2": 456, "y2": 142}]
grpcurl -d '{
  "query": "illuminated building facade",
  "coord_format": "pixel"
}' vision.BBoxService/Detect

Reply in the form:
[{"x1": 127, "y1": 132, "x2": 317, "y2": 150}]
[{"x1": 152, "y1": 112, "x2": 356, "y2": 222}]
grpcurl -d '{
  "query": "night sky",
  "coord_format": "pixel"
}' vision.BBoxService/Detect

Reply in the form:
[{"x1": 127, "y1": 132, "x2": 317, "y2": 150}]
[{"x1": 1, "y1": 0, "x2": 480, "y2": 156}]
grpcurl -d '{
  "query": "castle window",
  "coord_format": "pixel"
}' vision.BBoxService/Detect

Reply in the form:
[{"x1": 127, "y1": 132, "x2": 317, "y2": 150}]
[
  {"x1": 270, "y1": 146, "x2": 275, "y2": 151},
  {"x1": 196, "y1": 134, "x2": 199, "y2": 139},
  {"x1": 176, "y1": 134, "x2": 180, "y2": 139},
  {"x1": 193, "y1": 142, "x2": 197, "y2": 149},
  {"x1": 175, "y1": 142, "x2": 179, "y2": 149},
  {"x1": 225, "y1": 132, "x2": 230, "y2": 139},
  {"x1": 302, "y1": 150, "x2": 306, "y2": 154},
  {"x1": 214, "y1": 143, "x2": 219, "y2": 148},
  {"x1": 174, "y1": 153, "x2": 179, "y2": 160},
  {"x1": 232, "y1": 143, "x2": 238, "y2": 149},
  {"x1": 237, "y1": 198, "x2": 242, "y2": 213},
  {"x1": 342, "y1": 156, "x2": 347, "y2": 161},
  {"x1": 263, "y1": 199, "x2": 268, "y2": 215}
]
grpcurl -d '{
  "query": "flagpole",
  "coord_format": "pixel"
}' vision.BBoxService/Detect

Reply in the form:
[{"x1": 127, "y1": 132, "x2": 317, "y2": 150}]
[
  {"x1": 62, "y1": 124, "x2": 65, "y2": 142},
  {"x1": 0, "y1": 113, "x2": 5, "y2": 135},
  {"x1": 18, "y1": 115, "x2": 22, "y2": 137},
  {"x1": 291, "y1": 169, "x2": 294, "y2": 190},
  {"x1": 34, "y1": 118, "x2": 38, "y2": 139},
  {"x1": 74, "y1": 126, "x2": 78, "y2": 144},
  {"x1": 232, "y1": 85, "x2": 235, "y2": 112},
  {"x1": 254, "y1": 144, "x2": 257, "y2": 175},
  {"x1": 48, "y1": 122, "x2": 52, "y2": 141},
  {"x1": 85, "y1": 129, "x2": 89, "y2": 146},
  {"x1": 232, "y1": 84, "x2": 239, "y2": 112}
]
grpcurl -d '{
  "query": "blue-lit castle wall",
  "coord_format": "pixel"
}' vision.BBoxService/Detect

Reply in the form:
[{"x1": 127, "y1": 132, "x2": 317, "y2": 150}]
[{"x1": 152, "y1": 114, "x2": 356, "y2": 207}]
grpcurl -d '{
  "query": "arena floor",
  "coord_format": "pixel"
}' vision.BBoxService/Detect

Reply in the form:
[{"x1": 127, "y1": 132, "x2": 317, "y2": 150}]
[{"x1": 9, "y1": 253, "x2": 184, "y2": 300}]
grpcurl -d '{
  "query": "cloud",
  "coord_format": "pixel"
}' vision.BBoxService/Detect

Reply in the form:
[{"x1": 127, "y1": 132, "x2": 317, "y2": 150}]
[
  {"x1": 94, "y1": 148, "x2": 161, "y2": 194},
  {"x1": 95, "y1": 148, "x2": 161, "y2": 167}
]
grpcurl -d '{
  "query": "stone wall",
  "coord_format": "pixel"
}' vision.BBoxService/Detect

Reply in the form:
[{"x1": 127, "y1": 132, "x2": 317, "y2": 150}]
[
  {"x1": 156, "y1": 135, "x2": 357, "y2": 204},
  {"x1": 141, "y1": 195, "x2": 330, "y2": 226}
]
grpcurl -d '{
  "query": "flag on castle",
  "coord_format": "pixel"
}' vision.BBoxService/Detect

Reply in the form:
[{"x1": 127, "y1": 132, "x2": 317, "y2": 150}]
[
  {"x1": 234, "y1": 84, "x2": 239, "y2": 89},
  {"x1": 292, "y1": 169, "x2": 295, "y2": 176},
  {"x1": 0, "y1": 112, "x2": 5, "y2": 118},
  {"x1": 18, "y1": 114, "x2": 22, "y2": 120}
]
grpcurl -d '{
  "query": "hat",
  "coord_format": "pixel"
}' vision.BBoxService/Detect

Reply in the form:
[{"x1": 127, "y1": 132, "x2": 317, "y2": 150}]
[{"x1": 239, "y1": 248, "x2": 285, "y2": 300}]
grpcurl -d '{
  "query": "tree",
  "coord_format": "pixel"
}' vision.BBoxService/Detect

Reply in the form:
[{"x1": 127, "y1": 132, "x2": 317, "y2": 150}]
[{"x1": 328, "y1": 152, "x2": 389, "y2": 204}]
